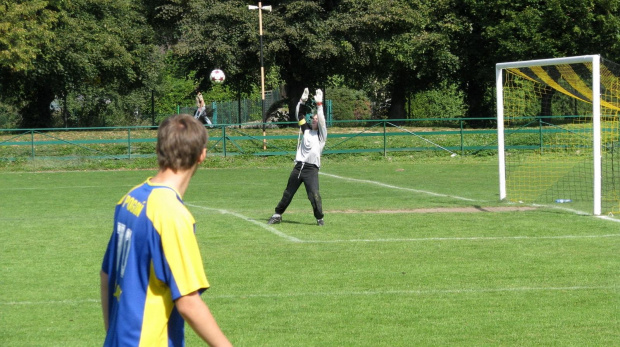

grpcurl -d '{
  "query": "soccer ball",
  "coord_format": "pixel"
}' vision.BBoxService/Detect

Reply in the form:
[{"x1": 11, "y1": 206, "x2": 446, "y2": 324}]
[{"x1": 210, "y1": 69, "x2": 225, "y2": 84}]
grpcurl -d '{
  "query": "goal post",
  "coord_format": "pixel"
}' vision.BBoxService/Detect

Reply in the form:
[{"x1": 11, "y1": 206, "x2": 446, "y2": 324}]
[{"x1": 496, "y1": 54, "x2": 620, "y2": 216}]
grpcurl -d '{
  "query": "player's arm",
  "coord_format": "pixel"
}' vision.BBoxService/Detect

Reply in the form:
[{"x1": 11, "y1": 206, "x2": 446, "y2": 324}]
[
  {"x1": 314, "y1": 89, "x2": 327, "y2": 143},
  {"x1": 176, "y1": 291, "x2": 232, "y2": 347},
  {"x1": 100, "y1": 270, "x2": 110, "y2": 331},
  {"x1": 296, "y1": 88, "x2": 311, "y2": 131}
]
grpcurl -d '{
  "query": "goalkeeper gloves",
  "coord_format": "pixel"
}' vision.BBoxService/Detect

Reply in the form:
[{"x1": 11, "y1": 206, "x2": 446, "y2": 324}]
[
  {"x1": 300, "y1": 88, "x2": 309, "y2": 103},
  {"x1": 314, "y1": 89, "x2": 323, "y2": 104}
]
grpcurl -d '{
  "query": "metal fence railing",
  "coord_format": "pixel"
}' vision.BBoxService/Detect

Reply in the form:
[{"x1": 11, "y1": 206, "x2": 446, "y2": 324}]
[{"x1": 0, "y1": 118, "x2": 505, "y2": 161}]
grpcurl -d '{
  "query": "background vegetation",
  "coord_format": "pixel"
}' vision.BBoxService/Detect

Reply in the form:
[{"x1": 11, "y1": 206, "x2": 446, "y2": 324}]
[{"x1": 1, "y1": 0, "x2": 620, "y2": 129}]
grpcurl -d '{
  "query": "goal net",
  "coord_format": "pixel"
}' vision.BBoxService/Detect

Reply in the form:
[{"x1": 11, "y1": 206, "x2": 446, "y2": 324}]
[{"x1": 496, "y1": 55, "x2": 620, "y2": 216}]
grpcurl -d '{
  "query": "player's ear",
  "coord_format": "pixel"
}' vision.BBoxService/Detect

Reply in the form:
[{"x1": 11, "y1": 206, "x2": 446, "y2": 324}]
[{"x1": 198, "y1": 148, "x2": 207, "y2": 164}]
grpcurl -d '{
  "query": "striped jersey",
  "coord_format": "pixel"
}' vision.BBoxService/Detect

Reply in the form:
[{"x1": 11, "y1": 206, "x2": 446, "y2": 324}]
[{"x1": 101, "y1": 178, "x2": 210, "y2": 347}]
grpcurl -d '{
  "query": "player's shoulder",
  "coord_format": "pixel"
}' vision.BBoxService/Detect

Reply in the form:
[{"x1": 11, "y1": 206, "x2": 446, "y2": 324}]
[
  {"x1": 116, "y1": 181, "x2": 148, "y2": 205},
  {"x1": 142, "y1": 187, "x2": 185, "y2": 217}
]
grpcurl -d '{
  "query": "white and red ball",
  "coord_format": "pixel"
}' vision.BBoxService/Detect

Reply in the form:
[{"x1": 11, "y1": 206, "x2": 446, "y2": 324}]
[{"x1": 210, "y1": 69, "x2": 226, "y2": 83}]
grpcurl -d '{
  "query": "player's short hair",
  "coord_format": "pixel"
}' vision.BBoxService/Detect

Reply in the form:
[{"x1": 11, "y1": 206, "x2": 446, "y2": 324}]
[{"x1": 156, "y1": 114, "x2": 208, "y2": 171}]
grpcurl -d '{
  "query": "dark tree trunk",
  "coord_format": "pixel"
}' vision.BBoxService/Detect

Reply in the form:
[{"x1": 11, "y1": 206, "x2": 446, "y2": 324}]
[
  {"x1": 463, "y1": 79, "x2": 494, "y2": 127},
  {"x1": 21, "y1": 82, "x2": 55, "y2": 128},
  {"x1": 387, "y1": 76, "x2": 407, "y2": 120},
  {"x1": 540, "y1": 86, "x2": 555, "y2": 123}
]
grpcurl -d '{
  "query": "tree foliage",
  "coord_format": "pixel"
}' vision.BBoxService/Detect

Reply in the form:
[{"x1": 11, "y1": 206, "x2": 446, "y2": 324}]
[
  {"x1": 0, "y1": 0, "x2": 161, "y2": 127},
  {"x1": 0, "y1": 0, "x2": 57, "y2": 72},
  {"x1": 3, "y1": 0, "x2": 620, "y2": 128},
  {"x1": 455, "y1": 0, "x2": 620, "y2": 121},
  {"x1": 170, "y1": 0, "x2": 341, "y2": 121},
  {"x1": 326, "y1": 0, "x2": 462, "y2": 119}
]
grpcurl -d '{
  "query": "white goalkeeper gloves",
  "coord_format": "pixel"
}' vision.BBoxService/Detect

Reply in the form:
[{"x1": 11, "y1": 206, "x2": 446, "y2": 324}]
[
  {"x1": 314, "y1": 89, "x2": 323, "y2": 104},
  {"x1": 301, "y1": 88, "x2": 323, "y2": 104},
  {"x1": 301, "y1": 88, "x2": 309, "y2": 103}
]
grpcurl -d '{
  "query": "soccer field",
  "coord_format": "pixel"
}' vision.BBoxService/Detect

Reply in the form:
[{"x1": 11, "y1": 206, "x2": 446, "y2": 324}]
[{"x1": 0, "y1": 159, "x2": 618, "y2": 346}]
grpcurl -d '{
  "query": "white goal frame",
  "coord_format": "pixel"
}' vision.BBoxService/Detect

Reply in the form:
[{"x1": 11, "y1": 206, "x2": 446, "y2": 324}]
[{"x1": 496, "y1": 55, "x2": 602, "y2": 215}]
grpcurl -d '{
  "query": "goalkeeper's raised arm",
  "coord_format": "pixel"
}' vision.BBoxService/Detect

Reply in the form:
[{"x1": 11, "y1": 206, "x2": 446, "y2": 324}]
[
  {"x1": 314, "y1": 89, "x2": 327, "y2": 151},
  {"x1": 295, "y1": 88, "x2": 311, "y2": 129}
]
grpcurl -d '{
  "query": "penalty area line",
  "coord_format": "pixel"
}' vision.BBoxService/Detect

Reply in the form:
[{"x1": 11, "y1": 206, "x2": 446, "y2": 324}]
[
  {"x1": 186, "y1": 203, "x2": 303, "y2": 243},
  {"x1": 320, "y1": 172, "x2": 477, "y2": 202},
  {"x1": 322, "y1": 172, "x2": 620, "y2": 223},
  {"x1": 186, "y1": 203, "x2": 620, "y2": 244}
]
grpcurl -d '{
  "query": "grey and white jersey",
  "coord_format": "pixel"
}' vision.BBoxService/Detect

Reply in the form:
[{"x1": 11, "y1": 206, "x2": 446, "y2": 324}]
[{"x1": 295, "y1": 102, "x2": 327, "y2": 167}]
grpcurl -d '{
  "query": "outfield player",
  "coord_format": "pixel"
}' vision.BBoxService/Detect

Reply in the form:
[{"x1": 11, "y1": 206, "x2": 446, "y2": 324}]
[
  {"x1": 268, "y1": 88, "x2": 327, "y2": 226},
  {"x1": 100, "y1": 114, "x2": 232, "y2": 347},
  {"x1": 194, "y1": 92, "x2": 213, "y2": 126}
]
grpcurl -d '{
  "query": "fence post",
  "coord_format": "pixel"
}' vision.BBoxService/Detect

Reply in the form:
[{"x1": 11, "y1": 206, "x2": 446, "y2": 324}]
[
  {"x1": 212, "y1": 102, "x2": 218, "y2": 124},
  {"x1": 128, "y1": 128, "x2": 132, "y2": 159},
  {"x1": 222, "y1": 126, "x2": 227, "y2": 157},
  {"x1": 460, "y1": 120, "x2": 464, "y2": 155},
  {"x1": 31, "y1": 130, "x2": 35, "y2": 159},
  {"x1": 383, "y1": 120, "x2": 387, "y2": 157},
  {"x1": 539, "y1": 118, "x2": 543, "y2": 154},
  {"x1": 327, "y1": 100, "x2": 333, "y2": 127},
  {"x1": 151, "y1": 90, "x2": 155, "y2": 126}
]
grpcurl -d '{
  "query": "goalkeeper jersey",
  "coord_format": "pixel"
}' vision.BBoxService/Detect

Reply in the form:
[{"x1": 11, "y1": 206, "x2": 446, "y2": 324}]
[
  {"x1": 101, "y1": 179, "x2": 210, "y2": 347},
  {"x1": 295, "y1": 100, "x2": 327, "y2": 168}
]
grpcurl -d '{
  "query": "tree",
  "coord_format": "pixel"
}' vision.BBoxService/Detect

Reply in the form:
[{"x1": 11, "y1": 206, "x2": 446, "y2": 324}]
[
  {"x1": 174, "y1": 0, "x2": 259, "y2": 98},
  {"x1": 327, "y1": 0, "x2": 460, "y2": 119},
  {"x1": 169, "y1": 0, "x2": 341, "y2": 121},
  {"x1": 0, "y1": 1, "x2": 57, "y2": 72},
  {"x1": 454, "y1": 0, "x2": 620, "y2": 122},
  {"x1": 174, "y1": 0, "x2": 461, "y2": 121},
  {"x1": 0, "y1": 1, "x2": 58, "y2": 126},
  {"x1": 262, "y1": 0, "x2": 341, "y2": 119},
  {"x1": 0, "y1": 0, "x2": 161, "y2": 128}
]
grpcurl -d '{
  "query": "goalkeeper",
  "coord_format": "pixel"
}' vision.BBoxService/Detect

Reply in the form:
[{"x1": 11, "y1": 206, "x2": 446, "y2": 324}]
[{"x1": 268, "y1": 88, "x2": 327, "y2": 226}]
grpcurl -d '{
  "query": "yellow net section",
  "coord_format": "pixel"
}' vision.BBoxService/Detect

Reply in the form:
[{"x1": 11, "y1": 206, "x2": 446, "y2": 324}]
[{"x1": 502, "y1": 58, "x2": 620, "y2": 215}]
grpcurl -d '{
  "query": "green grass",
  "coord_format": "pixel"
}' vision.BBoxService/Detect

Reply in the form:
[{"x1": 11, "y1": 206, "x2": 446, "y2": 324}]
[{"x1": 1, "y1": 158, "x2": 619, "y2": 346}]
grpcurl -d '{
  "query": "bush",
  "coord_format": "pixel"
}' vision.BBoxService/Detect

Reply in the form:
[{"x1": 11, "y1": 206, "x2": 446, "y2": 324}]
[
  {"x1": 327, "y1": 87, "x2": 371, "y2": 121},
  {"x1": 408, "y1": 83, "x2": 467, "y2": 127},
  {"x1": 0, "y1": 102, "x2": 21, "y2": 129}
]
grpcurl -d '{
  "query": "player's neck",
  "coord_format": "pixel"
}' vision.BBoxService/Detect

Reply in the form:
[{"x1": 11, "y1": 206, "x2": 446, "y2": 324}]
[{"x1": 151, "y1": 167, "x2": 196, "y2": 197}]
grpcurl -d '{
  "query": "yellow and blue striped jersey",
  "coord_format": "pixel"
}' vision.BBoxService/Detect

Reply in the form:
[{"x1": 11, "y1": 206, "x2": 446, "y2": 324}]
[{"x1": 101, "y1": 178, "x2": 209, "y2": 347}]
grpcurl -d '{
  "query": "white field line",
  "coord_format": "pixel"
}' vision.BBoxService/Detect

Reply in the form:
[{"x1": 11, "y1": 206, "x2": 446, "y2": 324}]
[
  {"x1": 530, "y1": 203, "x2": 591, "y2": 216},
  {"x1": 596, "y1": 214, "x2": 620, "y2": 223},
  {"x1": 186, "y1": 203, "x2": 303, "y2": 243},
  {"x1": 185, "y1": 172, "x2": 620, "y2": 242},
  {"x1": 186, "y1": 202, "x2": 620, "y2": 243},
  {"x1": 3, "y1": 285, "x2": 616, "y2": 306},
  {"x1": 323, "y1": 172, "x2": 620, "y2": 224},
  {"x1": 2, "y1": 175, "x2": 617, "y2": 307},
  {"x1": 319, "y1": 172, "x2": 477, "y2": 202}
]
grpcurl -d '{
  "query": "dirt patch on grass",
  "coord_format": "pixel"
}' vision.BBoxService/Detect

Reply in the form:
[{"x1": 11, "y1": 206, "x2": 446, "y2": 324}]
[{"x1": 330, "y1": 206, "x2": 537, "y2": 214}]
